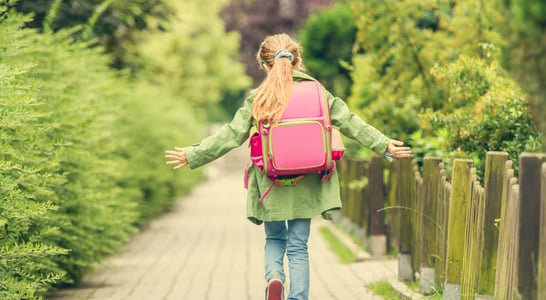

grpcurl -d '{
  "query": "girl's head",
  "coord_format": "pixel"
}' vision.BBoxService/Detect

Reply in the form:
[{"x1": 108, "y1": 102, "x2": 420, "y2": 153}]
[{"x1": 252, "y1": 33, "x2": 303, "y2": 125}]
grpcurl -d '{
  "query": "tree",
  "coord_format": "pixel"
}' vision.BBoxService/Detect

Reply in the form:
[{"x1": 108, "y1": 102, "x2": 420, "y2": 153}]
[
  {"x1": 348, "y1": 0, "x2": 503, "y2": 141},
  {"x1": 297, "y1": 1, "x2": 356, "y2": 99},
  {"x1": 12, "y1": 0, "x2": 173, "y2": 69},
  {"x1": 493, "y1": 0, "x2": 546, "y2": 149},
  {"x1": 130, "y1": 0, "x2": 251, "y2": 120}
]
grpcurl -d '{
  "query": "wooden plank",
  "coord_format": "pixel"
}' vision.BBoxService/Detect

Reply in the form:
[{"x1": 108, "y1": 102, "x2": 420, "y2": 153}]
[
  {"x1": 518, "y1": 153, "x2": 546, "y2": 300},
  {"x1": 338, "y1": 157, "x2": 349, "y2": 217},
  {"x1": 399, "y1": 157, "x2": 414, "y2": 281},
  {"x1": 388, "y1": 159, "x2": 401, "y2": 253},
  {"x1": 352, "y1": 159, "x2": 366, "y2": 227},
  {"x1": 369, "y1": 155, "x2": 387, "y2": 256},
  {"x1": 479, "y1": 152, "x2": 508, "y2": 295},
  {"x1": 369, "y1": 155, "x2": 385, "y2": 236},
  {"x1": 422, "y1": 157, "x2": 442, "y2": 268},
  {"x1": 347, "y1": 158, "x2": 358, "y2": 224},
  {"x1": 357, "y1": 159, "x2": 369, "y2": 231},
  {"x1": 399, "y1": 157, "x2": 414, "y2": 255},
  {"x1": 462, "y1": 173, "x2": 485, "y2": 297},
  {"x1": 494, "y1": 161, "x2": 515, "y2": 299},
  {"x1": 538, "y1": 162, "x2": 546, "y2": 299},
  {"x1": 411, "y1": 161, "x2": 422, "y2": 273},
  {"x1": 435, "y1": 168, "x2": 450, "y2": 286},
  {"x1": 508, "y1": 184, "x2": 521, "y2": 300},
  {"x1": 444, "y1": 159, "x2": 473, "y2": 287}
]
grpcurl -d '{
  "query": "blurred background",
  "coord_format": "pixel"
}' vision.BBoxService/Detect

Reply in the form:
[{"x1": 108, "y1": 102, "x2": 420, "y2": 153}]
[{"x1": 1, "y1": 0, "x2": 545, "y2": 299}]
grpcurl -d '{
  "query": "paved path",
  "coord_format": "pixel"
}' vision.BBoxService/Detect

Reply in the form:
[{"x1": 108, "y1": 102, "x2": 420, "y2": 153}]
[{"x1": 50, "y1": 144, "x2": 397, "y2": 300}]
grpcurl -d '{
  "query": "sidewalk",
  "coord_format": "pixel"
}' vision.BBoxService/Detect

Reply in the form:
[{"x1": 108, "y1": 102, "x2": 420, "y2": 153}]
[{"x1": 50, "y1": 145, "x2": 397, "y2": 300}]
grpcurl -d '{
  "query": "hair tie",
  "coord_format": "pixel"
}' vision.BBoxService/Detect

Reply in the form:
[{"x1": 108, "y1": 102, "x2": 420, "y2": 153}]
[{"x1": 274, "y1": 49, "x2": 294, "y2": 63}]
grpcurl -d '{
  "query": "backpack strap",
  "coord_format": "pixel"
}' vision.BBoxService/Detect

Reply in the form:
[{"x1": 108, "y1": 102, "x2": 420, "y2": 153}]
[
  {"x1": 258, "y1": 175, "x2": 305, "y2": 203},
  {"x1": 258, "y1": 183, "x2": 274, "y2": 203},
  {"x1": 320, "y1": 162, "x2": 336, "y2": 182}
]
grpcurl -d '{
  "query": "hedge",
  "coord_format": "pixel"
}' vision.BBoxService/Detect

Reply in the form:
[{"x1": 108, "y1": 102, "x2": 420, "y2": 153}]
[{"x1": 1, "y1": 10, "x2": 203, "y2": 299}]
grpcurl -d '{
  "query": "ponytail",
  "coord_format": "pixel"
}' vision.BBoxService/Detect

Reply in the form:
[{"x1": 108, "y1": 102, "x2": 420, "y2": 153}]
[{"x1": 252, "y1": 34, "x2": 303, "y2": 125}]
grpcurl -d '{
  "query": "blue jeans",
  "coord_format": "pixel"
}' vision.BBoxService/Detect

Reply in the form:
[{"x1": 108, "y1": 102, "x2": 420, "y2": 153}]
[{"x1": 264, "y1": 219, "x2": 311, "y2": 300}]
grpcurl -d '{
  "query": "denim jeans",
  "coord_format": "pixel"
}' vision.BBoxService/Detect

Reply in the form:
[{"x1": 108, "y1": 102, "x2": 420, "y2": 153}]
[{"x1": 264, "y1": 218, "x2": 311, "y2": 300}]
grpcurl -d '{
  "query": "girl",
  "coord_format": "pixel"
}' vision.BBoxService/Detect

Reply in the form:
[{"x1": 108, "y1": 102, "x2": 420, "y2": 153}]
[{"x1": 165, "y1": 33, "x2": 411, "y2": 300}]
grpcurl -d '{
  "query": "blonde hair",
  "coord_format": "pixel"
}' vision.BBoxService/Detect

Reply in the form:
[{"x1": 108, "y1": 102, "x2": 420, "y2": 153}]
[{"x1": 252, "y1": 33, "x2": 303, "y2": 125}]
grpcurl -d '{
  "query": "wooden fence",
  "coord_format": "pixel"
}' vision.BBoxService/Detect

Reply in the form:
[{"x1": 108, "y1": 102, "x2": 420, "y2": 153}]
[{"x1": 337, "y1": 152, "x2": 546, "y2": 299}]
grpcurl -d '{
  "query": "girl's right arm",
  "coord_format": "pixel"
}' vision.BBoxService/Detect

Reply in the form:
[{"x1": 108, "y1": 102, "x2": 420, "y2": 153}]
[{"x1": 165, "y1": 95, "x2": 254, "y2": 170}]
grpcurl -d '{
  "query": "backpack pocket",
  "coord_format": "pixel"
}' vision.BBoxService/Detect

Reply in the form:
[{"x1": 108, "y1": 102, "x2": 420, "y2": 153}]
[
  {"x1": 269, "y1": 121, "x2": 327, "y2": 172},
  {"x1": 249, "y1": 132, "x2": 264, "y2": 170},
  {"x1": 331, "y1": 128, "x2": 345, "y2": 160}
]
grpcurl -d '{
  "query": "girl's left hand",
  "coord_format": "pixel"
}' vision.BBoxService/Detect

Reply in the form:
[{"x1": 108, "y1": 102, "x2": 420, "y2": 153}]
[
  {"x1": 387, "y1": 140, "x2": 412, "y2": 158},
  {"x1": 165, "y1": 147, "x2": 188, "y2": 170}
]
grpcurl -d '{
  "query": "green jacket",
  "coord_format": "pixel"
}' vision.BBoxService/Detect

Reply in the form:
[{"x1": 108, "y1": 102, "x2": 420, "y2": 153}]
[{"x1": 184, "y1": 71, "x2": 390, "y2": 225}]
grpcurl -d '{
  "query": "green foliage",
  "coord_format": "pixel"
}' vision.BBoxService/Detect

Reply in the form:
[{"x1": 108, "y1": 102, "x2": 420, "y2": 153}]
[
  {"x1": 0, "y1": 6, "x2": 211, "y2": 298},
  {"x1": 348, "y1": 0, "x2": 503, "y2": 143},
  {"x1": 344, "y1": 0, "x2": 541, "y2": 171},
  {"x1": 1, "y1": 13, "x2": 69, "y2": 299},
  {"x1": 297, "y1": 1, "x2": 356, "y2": 99},
  {"x1": 494, "y1": 0, "x2": 546, "y2": 150},
  {"x1": 129, "y1": 0, "x2": 251, "y2": 120},
  {"x1": 422, "y1": 47, "x2": 542, "y2": 176},
  {"x1": 14, "y1": 0, "x2": 174, "y2": 68}
]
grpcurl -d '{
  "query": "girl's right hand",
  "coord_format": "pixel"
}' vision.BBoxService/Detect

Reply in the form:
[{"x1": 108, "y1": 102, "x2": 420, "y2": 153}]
[{"x1": 164, "y1": 147, "x2": 188, "y2": 170}]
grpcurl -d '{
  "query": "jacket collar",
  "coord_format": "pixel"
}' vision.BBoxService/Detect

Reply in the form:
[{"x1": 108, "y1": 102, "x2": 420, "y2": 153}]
[{"x1": 292, "y1": 69, "x2": 317, "y2": 81}]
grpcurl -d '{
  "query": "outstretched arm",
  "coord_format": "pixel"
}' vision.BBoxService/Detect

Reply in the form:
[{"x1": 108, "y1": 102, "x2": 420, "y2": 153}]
[{"x1": 164, "y1": 95, "x2": 254, "y2": 171}]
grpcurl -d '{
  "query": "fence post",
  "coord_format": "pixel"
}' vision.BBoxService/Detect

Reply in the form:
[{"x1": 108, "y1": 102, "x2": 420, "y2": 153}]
[
  {"x1": 518, "y1": 153, "x2": 546, "y2": 300},
  {"x1": 399, "y1": 157, "x2": 414, "y2": 281},
  {"x1": 369, "y1": 155, "x2": 386, "y2": 256},
  {"x1": 412, "y1": 162, "x2": 423, "y2": 275},
  {"x1": 354, "y1": 159, "x2": 368, "y2": 242},
  {"x1": 477, "y1": 152, "x2": 508, "y2": 296},
  {"x1": 435, "y1": 168, "x2": 450, "y2": 287},
  {"x1": 461, "y1": 171, "x2": 485, "y2": 298},
  {"x1": 347, "y1": 158, "x2": 358, "y2": 224},
  {"x1": 494, "y1": 162, "x2": 518, "y2": 300},
  {"x1": 388, "y1": 159, "x2": 401, "y2": 254},
  {"x1": 338, "y1": 157, "x2": 349, "y2": 217},
  {"x1": 444, "y1": 159, "x2": 473, "y2": 300},
  {"x1": 539, "y1": 162, "x2": 546, "y2": 299},
  {"x1": 420, "y1": 157, "x2": 442, "y2": 293}
]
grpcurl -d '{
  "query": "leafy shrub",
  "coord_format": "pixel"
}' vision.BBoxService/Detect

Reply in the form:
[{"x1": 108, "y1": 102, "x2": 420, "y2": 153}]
[
  {"x1": 420, "y1": 45, "x2": 542, "y2": 176},
  {"x1": 348, "y1": 0, "x2": 503, "y2": 144},
  {"x1": 0, "y1": 8, "x2": 206, "y2": 299},
  {"x1": 297, "y1": 1, "x2": 357, "y2": 99}
]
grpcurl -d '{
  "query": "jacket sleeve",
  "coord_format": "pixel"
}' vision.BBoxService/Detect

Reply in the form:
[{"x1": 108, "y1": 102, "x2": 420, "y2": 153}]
[
  {"x1": 328, "y1": 91, "x2": 390, "y2": 155},
  {"x1": 184, "y1": 96, "x2": 253, "y2": 169}
]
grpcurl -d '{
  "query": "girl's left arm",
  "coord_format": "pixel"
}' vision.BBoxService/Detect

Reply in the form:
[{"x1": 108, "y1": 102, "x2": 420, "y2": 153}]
[{"x1": 328, "y1": 92, "x2": 411, "y2": 158}]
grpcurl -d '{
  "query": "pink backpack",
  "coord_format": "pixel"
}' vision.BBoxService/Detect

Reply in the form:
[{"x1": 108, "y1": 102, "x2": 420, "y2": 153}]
[{"x1": 247, "y1": 80, "x2": 344, "y2": 202}]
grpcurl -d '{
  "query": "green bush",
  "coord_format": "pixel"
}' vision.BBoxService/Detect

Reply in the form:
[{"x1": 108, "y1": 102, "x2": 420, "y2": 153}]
[
  {"x1": 494, "y1": 0, "x2": 546, "y2": 150},
  {"x1": 348, "y1": 0, "x2": 503, "y2": 143},
  {"x1": 420, "y1": 46, "x2": 542, "y2": 176},
  {"x1": 297, "y1": 1, "x2": 357, "y2": 99},
  {"x1": 1, "y1": 9, "x2": 204, "y2": 299}
]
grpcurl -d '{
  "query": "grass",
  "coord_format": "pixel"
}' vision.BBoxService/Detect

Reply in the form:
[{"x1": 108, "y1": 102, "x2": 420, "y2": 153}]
[
  {"x1": 365, "y1": 281, "x2": 400, "y2": 300},
  {"x1": 318, "y1": 226, "x2": 358, "y2": 264},
  {"x1": 366, "y1": 279, "x2": 444, "y2": 300},
  {"x1": 408, "y1": 280, "x2": 443, "y2": 299}
]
